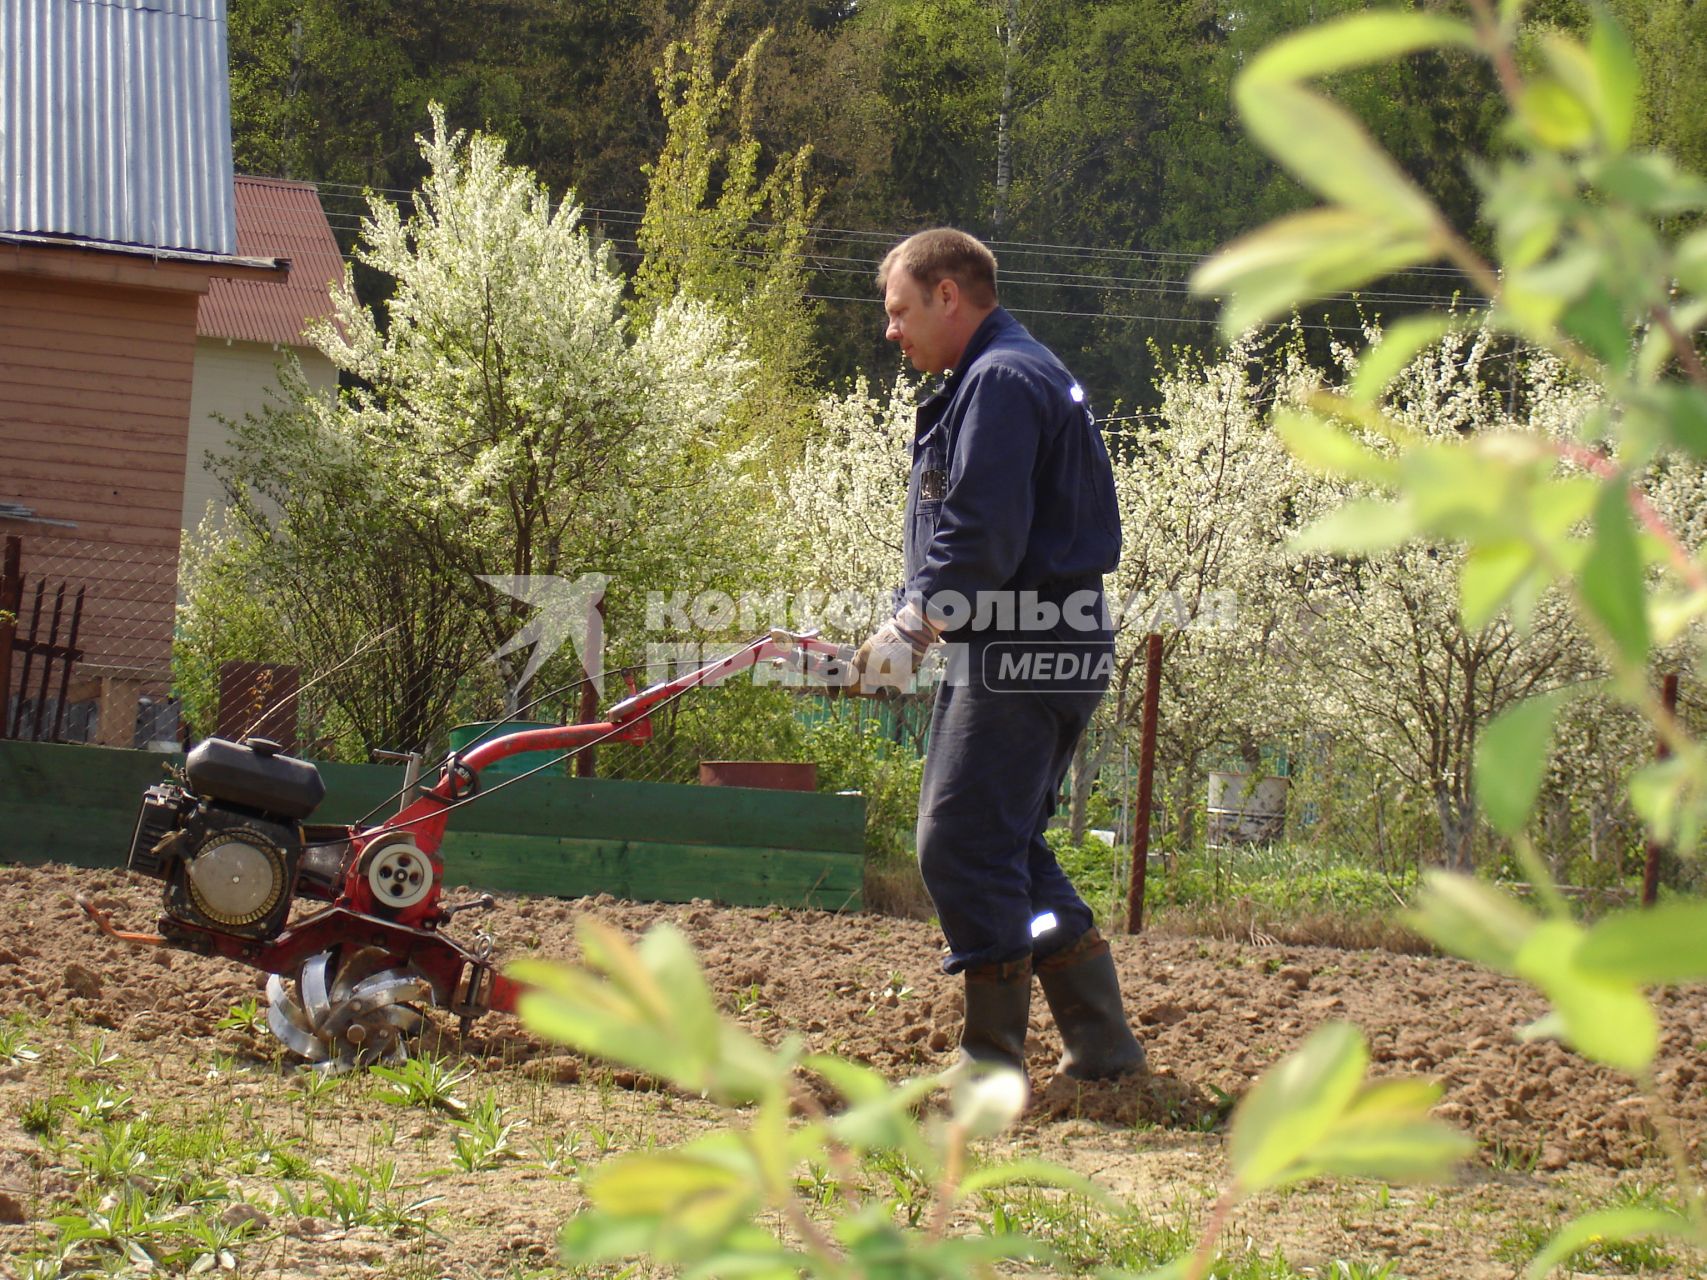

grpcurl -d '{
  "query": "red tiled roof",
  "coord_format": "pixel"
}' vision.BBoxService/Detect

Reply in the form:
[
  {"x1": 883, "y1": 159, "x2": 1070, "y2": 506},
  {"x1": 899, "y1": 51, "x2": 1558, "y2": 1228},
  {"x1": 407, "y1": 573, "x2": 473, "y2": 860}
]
[{"x1": 196, "y1": 176, "x2": 345, "y2": 346}]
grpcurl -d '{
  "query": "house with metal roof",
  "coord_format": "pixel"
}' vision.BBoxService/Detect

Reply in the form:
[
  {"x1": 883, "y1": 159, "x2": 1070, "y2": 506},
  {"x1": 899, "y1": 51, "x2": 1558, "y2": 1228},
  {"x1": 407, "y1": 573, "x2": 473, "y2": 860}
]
[
  {"x1": 0, "y1": 0, "x2": 287, "y2": 746},
  {"x1": 184, "y1": 175, "x2": 345, "y2": 534}
]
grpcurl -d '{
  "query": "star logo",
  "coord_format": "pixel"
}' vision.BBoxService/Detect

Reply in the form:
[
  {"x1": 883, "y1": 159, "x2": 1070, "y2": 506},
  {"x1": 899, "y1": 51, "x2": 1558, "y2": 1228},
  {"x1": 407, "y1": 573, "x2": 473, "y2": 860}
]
[{"x1": 478, "y1": 573, "x2": 609, "y2": 699}]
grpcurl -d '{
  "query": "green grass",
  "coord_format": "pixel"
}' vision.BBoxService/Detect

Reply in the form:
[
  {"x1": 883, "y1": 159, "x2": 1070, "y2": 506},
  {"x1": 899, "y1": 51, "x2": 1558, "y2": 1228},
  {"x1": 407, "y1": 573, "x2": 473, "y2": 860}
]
[
  {"x1": 1048, "y1": 835, "x2": 1422, "y2": 947},
  {"x1": 1496, "y1": 1218, "x2": 1679, "y2": 1274},
  {"x1": 1494, "y1": 1184, "x2": 1690, "y2": 1275},
  {"x1": 978, "y1": 1186, "x2": 1401, "y2": 1279},
  {"x1": 371, "y1": 1053, "x2": 474, "y2": 1114}
]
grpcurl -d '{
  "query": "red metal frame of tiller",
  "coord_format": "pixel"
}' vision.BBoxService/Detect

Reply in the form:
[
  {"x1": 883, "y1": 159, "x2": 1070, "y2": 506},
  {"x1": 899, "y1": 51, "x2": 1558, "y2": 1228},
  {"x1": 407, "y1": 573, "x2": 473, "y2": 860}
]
[{"x1": 96, "y1": 632, "x2": 849, "y2": 1022}]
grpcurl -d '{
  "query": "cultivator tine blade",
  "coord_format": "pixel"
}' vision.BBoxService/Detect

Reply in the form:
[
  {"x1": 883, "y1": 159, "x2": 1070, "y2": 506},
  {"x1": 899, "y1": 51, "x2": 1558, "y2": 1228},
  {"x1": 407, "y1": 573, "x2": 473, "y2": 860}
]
[
  {"x1": 300, "y1": 951, "x2": 334, "y2": 1030},
  {"x1": 320, "y1": 971, "x2": 431, "y2": 1038},
  {"x1": 329, "y1": 946, "x2": 391, "y2": 1004},
  {"x1": 265, "y1": 980, "x2": 329, "y2": 1063},
  {"x1": 375, "y1": 1005, "x2": 423, "y2": 1035},
  {"x1": 260, "y1": 947, "x2": 434, "y2": 1070}
]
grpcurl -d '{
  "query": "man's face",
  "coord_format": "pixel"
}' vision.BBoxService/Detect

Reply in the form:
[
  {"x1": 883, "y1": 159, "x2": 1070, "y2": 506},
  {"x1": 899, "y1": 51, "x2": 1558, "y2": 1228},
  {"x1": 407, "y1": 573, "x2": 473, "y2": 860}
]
[{"x1": 884, "y1": 273, "x2": 957, "y2": 374}]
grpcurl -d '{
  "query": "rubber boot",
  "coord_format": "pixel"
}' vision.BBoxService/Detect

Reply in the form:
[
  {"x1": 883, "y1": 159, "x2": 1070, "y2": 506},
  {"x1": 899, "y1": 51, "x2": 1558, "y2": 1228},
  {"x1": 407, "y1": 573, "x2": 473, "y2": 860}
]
[
  {"x1": 959, "y1": 955, "x2": 1032, "y2": 1074},
  {"x1": 1036, "y1": 928, "x2": 1147, "y2": 1080}
]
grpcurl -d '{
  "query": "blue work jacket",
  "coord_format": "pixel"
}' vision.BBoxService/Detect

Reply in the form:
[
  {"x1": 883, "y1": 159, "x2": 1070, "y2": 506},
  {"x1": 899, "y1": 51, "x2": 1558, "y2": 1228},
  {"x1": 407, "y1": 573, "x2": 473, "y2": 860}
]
[{"x1": 899, "y1": 307, "x2": 1121, "y2": 640}]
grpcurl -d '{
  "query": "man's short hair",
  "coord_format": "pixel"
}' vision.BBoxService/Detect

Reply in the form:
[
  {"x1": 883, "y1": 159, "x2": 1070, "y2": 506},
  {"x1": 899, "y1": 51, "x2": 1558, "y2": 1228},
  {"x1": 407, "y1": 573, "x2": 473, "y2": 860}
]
[{"x1": 877, "y1": 228, "x2": 998, "y2": 307}]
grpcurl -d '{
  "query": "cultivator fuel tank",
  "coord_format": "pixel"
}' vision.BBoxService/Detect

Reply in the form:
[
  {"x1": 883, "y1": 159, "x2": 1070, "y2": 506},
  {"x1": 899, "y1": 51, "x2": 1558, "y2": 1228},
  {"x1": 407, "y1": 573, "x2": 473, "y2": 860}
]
[{"x1": 82, "y1": 632, "x2": 852, "y2": 1070}]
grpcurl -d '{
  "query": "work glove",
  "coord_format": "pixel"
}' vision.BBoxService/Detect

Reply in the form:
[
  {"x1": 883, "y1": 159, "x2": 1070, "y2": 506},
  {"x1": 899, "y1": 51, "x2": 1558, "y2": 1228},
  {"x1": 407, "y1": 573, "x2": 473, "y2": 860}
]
[{"x1": 853, "y1": 601, "x2": 940, "y2": 694}]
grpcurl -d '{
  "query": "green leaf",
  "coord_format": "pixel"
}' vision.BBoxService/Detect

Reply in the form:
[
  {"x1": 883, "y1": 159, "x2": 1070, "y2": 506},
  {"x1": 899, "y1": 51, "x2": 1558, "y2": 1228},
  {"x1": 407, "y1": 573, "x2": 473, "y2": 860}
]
[
  {"x1": 825, "y1": 1069, "x2": 945, "y2": 1161},
  {"x1": 959, "y1": 1159, "x2": 1115, "y2": 1207},
  {"x1": 1518, "y1": 78, "x2": 1596, "y2": 151},
  {"x1": 1628, "y1": 754, "x2": 1696, "y2": 850},
  {"x1": 1652, "y1": 385, "x2": 1707, "y2": 458},
  {"x1": 1651, "y1": 588, "x2": 1707, "y2": 645},
  {"x1": 1235, "y1": 82, "x2": 1438, "y2": 233},
  {"x1": 1561, "y1": 283, "x2": 1631, "y2": 370},
  {"x1": 1579, "y1": 481, "x2": 1649, "y2": 667},
  {"x1": 1401, "y1": 443, "x2": 1520, "y2": 541},
  {"x1": 1291, "y1": 499, "x2": 1416, "y2": 554},
  {"x1": 1350, "y1": 314, "x2": 1460, "y2": 403},
  {"x1": 1192, "y1": 208, "x2": 1434, "y2": 335},
  {"x1": 801, "y1": 1054, "x2": 890, "y2": 1105},
  {"x1": 1549, "y1": 32, "x2": 1611, "y2": 149},
  {"x1": 1228, "y1": 1021, "x2": 1367, "y2": 1192},
  {"x1": 582, "y1": 1137, "x2": 769, "y2": 1259},
  {"x1": 1243, "y1": 12, "x2": 1477, "y2": 86},
  {"x1": 1403, "y1": 871, "x2": 1539, "y2": 972},
  {"x1": 512, "y1": 923, "x2": 792, "y2": 1104},
  {"x1": 1514, "y1": 921, "x2": 1659, "y2": 1073},
  {"x1": 1677, "y1": 227, "x2": 1707, "y2": 295},
  {"x1": 1591, "y1": 153, "x2": 1707, "y2": 214},
  {"x1": 1578, "y1": 901, "x2": 1707, "y2": 983},
  {"x1": 1587, "y1": 13, "x2": 1640, "y2": 152},
  {"x1": 1460, "y1": 541, "x2": 1536, "y2": 632},
  {"x1": 1274, "y1": 411, "x2": 1397, "y2": 483},
  {"x1": 1524, "y1": 1207, "x2": 1692, "y2": 1279},
  {"x1": 1528, "y1": 475, "x2": 1601, "y2": 538},
  {"x1": 1475, "y1": 686, "x2": 1581, "y2": 835},
  {"x1": 1509, "y1": 247, "x2": 1601, "y2": 308},
  {"x1": 1297, "y1": 1121, "x2": 1475, "y2": 1183},
  {"x1": 559, "y1": 1213, "x2": 658, "y2": 1266}
]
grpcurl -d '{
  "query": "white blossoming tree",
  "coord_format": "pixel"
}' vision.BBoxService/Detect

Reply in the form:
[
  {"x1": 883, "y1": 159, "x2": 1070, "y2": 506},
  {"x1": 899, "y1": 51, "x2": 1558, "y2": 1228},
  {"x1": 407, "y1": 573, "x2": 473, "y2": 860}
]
[
  {"x1": 184, "y1": 108, "x2": 761, "y2": 754},
  {"x1": 778, "y1": 326, "x2": 1702, "y2": 873},
  {"x1": 777, "y1": 374, "x2": 916, "y2": 632}
]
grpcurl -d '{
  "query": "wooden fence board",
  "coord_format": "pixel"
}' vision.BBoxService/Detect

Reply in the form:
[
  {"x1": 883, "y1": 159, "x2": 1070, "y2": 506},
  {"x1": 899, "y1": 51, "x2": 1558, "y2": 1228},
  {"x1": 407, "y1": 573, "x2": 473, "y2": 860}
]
[{"x1": 0, "y1": 741, "x2": 865, "y2": 909}]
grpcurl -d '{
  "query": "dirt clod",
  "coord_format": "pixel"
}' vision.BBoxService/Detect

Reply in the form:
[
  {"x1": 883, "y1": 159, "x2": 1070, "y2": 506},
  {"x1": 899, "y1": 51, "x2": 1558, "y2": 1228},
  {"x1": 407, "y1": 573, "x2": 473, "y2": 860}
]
[{"x1": 62, "y1": 962, "x2": 102, "y2": 1000}]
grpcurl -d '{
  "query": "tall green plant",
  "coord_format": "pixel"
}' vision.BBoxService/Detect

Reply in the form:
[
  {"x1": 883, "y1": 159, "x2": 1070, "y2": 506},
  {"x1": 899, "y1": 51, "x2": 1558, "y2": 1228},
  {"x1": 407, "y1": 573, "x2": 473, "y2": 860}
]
[
  {"x1": 1189, "y1": 2, "x2": 1707, "y2": 1271},
  {"x1": 634, "y1": 0, "x2": 823, "y2": 462}
]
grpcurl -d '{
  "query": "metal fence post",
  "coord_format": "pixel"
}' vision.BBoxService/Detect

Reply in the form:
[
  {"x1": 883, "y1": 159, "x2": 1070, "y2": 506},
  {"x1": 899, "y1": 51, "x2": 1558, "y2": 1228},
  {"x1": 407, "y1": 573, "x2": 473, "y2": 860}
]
[
  {"x1": 1641, "y1": 671, "x2": 1680, "y2": 908},
  {"x1": 0, "y1": 537, "x2": 19, "y2": 738},
  {"x1": 1125, "y1": 632, "x2": 1163, "y2": 933}
]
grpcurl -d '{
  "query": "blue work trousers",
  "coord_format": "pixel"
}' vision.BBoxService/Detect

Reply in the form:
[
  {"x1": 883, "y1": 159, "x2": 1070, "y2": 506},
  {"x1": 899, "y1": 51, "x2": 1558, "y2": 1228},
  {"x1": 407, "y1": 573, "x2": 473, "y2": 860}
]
[{"x1": 916, "y1": 649, "x2": 1105, "y2": 974}]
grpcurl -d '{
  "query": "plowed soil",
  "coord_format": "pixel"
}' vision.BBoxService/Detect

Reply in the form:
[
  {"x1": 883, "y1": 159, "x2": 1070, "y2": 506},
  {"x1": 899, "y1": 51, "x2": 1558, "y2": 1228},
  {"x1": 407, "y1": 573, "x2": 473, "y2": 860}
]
[{"x1": 2, "y1": 860, "x2": 1705, "y2": 1279}]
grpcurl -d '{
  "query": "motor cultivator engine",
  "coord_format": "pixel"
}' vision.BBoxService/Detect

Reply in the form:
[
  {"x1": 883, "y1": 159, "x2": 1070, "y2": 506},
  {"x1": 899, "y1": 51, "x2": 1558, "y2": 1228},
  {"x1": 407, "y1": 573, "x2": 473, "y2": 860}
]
[
  {"x1": 86, "y1": 631, "x2": 852, "y2": 1071},
  {"x1": 128, "y1": 737, "x2": 327, "y2": 941},
  {"x1": 111, "y1": 735, "x2": 469, "y2": 1071}
]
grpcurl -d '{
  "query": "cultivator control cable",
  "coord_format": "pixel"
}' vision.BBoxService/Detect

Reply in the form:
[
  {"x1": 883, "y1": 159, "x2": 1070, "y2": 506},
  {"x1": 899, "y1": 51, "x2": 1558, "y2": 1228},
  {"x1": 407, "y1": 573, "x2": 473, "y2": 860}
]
[{"x1": 81, "y1": 630, "x2": 855, "y2": 1070}]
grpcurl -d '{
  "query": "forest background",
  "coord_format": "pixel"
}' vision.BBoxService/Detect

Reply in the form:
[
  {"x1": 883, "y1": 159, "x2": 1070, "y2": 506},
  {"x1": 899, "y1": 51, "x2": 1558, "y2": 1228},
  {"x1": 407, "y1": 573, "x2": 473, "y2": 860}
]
[{"x1": 226, "y1": 0, "x2": 1705, "y2": 409}]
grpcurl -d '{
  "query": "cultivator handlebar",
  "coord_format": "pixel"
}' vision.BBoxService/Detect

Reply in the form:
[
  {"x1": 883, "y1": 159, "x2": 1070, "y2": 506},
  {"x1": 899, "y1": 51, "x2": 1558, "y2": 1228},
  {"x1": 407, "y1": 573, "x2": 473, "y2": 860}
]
[{"x1": 87, "y1": 629, "x2": 853, "y2": 1070}]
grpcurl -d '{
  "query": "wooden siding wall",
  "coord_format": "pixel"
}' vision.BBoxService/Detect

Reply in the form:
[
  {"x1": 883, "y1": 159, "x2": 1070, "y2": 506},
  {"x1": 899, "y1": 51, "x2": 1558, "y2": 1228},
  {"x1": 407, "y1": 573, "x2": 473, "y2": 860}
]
[
  {"x1": 0, "y1": 274, "x2": 198, "y2": 679},
  {"x1": 183, "y1": 338, "x2": 336, "y2": 534}
]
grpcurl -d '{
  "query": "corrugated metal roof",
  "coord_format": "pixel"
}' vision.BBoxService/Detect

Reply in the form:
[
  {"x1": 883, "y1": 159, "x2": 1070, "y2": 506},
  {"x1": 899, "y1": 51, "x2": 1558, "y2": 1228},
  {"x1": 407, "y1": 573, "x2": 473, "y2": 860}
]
[
  {"x1": 1, "y1": 0, "x2": 237, "y2": 254},
  {"x1": 197, "y1": 176, "x2": 344, "y2": 345}
]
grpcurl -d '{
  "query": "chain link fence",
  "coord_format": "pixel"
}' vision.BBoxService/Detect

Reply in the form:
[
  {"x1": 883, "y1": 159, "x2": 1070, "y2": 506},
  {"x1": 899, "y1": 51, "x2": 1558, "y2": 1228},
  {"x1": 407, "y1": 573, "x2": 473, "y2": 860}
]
[{"x1": 2, "y1": 533, "x2": 180, "y2": 747}]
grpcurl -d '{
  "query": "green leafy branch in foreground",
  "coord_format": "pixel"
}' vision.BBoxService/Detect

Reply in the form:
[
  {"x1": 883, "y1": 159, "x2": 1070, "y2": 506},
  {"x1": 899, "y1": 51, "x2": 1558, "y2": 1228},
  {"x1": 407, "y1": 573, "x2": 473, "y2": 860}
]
[
  {"x1": 512, "y1": 920, "x2": 1467, "y2": 1279},
  {"x1": 1131, "y1": 1022, "x2": 1472, "y2": 1280},
  {"x1": 1192, "y1": 1, "x2": 1707, "y2": 1275}
]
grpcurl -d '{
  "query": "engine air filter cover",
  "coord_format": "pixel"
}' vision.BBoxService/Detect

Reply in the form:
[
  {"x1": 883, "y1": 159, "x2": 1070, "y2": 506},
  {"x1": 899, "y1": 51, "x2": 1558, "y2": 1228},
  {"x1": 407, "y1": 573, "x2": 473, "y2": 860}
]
[
  {"x1": 185, "y1": 830, "x2": 288, "y2": 927},
  {"x1": 161, "y1": 809, "x2": 301, "y2": 941}
]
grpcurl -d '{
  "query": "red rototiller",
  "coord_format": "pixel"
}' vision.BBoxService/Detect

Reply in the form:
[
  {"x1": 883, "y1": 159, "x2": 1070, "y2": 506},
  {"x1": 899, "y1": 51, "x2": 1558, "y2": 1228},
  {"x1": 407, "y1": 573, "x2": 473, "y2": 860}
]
[{"x1": 80, "y1": 631, "x2": 850, "y2": 1070}]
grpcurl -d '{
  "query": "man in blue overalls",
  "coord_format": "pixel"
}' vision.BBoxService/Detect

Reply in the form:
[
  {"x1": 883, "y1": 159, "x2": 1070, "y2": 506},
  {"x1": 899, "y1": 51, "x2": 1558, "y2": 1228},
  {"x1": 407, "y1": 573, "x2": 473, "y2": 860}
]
[{"x1": 854, "y1": 228, "x2": 1146, "y2": 1084}]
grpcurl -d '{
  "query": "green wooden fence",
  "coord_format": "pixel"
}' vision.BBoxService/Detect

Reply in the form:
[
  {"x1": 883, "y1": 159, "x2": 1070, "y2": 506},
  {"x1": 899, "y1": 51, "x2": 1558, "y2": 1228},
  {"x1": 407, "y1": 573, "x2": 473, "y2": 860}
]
[{"x1": 0, "y1": 741, "x2": 865, "y2": 910}]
